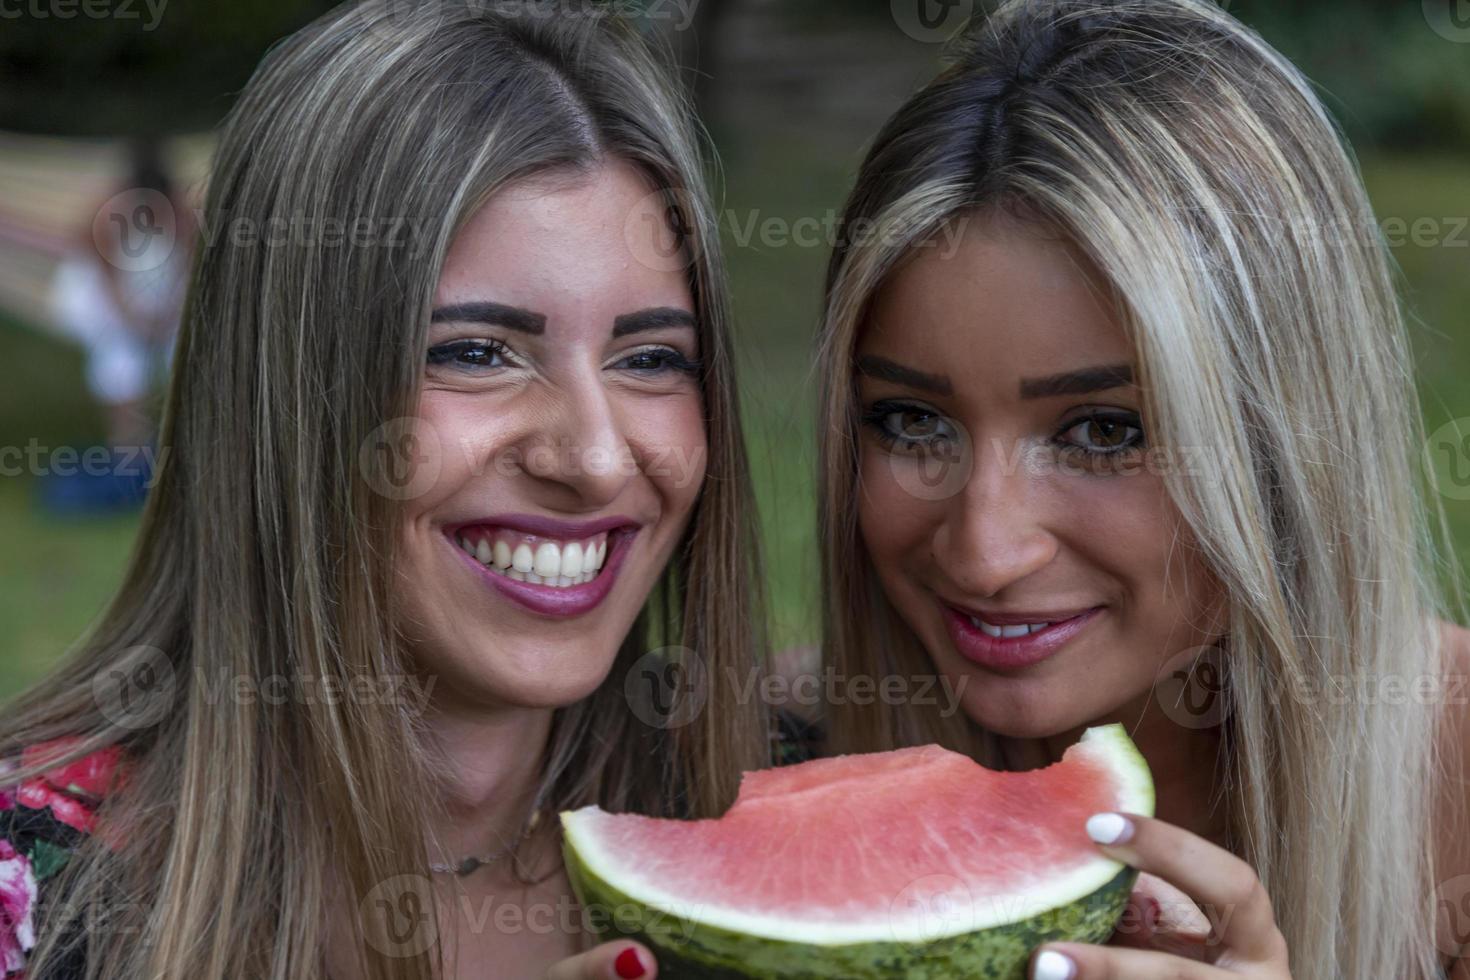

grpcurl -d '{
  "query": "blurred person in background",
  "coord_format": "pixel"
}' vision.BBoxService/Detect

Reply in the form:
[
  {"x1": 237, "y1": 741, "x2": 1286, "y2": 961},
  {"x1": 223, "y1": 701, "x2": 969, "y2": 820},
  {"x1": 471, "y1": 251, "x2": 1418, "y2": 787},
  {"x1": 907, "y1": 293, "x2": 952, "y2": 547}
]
[{"x1": 41, "y1": 138, "x2": 187, "y2": 514}]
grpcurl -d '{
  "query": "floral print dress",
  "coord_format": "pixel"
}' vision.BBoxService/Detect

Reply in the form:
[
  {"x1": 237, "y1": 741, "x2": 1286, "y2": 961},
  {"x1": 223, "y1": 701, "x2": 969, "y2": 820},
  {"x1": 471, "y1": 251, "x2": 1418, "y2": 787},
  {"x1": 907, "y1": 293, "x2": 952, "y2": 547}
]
[
  {"x1": 0, "y1": 720, "x2": 817, "y2": 979},
  {"x1": 1, "y1": 739, "x2": 126, "y2": 979}
]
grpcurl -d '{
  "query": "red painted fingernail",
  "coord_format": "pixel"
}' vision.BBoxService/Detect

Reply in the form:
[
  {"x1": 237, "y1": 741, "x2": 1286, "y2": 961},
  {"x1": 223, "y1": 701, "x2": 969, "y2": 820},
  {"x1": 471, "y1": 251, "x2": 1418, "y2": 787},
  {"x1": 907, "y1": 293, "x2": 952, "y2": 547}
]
[{"x1": 614, "y1": 946, "x2": 646, "y2": 979}]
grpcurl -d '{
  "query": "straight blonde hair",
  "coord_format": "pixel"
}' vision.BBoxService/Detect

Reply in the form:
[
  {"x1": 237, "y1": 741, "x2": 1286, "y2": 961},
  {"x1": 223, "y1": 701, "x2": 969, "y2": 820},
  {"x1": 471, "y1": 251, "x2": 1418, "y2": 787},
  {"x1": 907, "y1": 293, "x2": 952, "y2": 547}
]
[
  {"x1": 1, "y1": 3, "x2": 768, "y2": 978},
  {"x1": 817, "y1": 2, "x2": 1467, "y2": 976}
]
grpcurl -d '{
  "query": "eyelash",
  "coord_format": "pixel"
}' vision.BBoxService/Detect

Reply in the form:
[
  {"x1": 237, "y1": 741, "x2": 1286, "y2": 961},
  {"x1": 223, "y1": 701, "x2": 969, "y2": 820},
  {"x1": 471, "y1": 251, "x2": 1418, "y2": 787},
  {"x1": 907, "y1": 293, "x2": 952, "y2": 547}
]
[
  {"x1": 858, "y1": 400, "x2": 1146, "y2": 458},
  {"x1": 1056, "y1": 413, "x2": 1146, "y2": 457},
  {"x1": 426, "y1": 338, "x2": 514, "y2": 369},
  {"x1": 859, "y1": 401, "x2": 958, "y2": 451},
  {"x1": 424, "y1": 340, "x2": 702, "y2": 377},
  {"x1": 617, "y1": 346, "x2": 703, "y2": 376}
]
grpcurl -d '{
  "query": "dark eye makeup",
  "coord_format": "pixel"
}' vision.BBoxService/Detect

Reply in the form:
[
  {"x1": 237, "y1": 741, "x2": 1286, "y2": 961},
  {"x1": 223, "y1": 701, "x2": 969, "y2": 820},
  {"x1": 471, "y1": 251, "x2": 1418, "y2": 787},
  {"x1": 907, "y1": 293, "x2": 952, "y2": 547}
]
[
  {"x1": 425, "y1": 339, "x2": 702, "y2": 378},
  {"x1": 859, "y1": 398, "x2": 1146, "y2": 462}
]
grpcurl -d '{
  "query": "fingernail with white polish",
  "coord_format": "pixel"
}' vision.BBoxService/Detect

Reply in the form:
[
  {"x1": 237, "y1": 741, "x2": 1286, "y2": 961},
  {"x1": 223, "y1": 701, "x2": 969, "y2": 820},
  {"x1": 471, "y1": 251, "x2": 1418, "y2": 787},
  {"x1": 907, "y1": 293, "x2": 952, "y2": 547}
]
[
  {"x1": 1086, "y1": 812, "x2": 1134, "y2": 846},
  {"x1": 1033, "y1": 949, "x2": 1077, "y2": 980}
]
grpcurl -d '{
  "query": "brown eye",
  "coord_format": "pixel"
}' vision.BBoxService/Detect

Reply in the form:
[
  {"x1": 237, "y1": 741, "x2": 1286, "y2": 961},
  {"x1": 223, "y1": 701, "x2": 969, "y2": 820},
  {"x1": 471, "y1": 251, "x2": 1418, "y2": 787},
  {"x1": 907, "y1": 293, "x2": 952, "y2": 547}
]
[
  {"x1": 860, "y1": 401, "x2": 959, "y2": 450},
  {"x1": 1088, "y1": 419, "x2": 1128, "y2": 447},
  {"x1": 897, "y1": 411, "x2": 942, "y2": 437},
  {"x1": 1059, "y1": 414, "x2": 1144, "y2": 455}
]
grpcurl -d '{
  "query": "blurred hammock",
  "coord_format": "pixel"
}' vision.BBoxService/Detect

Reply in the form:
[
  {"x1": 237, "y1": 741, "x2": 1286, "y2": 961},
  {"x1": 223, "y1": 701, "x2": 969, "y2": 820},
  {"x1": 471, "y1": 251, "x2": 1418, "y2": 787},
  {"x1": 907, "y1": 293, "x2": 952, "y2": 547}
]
[{"x1": 0, "y1": 130, "x2": 210, "y2": 334}]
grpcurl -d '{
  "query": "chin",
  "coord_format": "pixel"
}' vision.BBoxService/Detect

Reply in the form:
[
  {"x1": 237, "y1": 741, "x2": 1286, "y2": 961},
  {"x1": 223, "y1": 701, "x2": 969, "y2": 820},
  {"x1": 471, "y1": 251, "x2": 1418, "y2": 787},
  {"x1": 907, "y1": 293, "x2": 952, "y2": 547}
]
[
  {"x1": 427, "y1": 638, "x2": 618, "y2": 712},
  {"x1": 954, "y1": 683, "x2": 1096, "y2": 742}
]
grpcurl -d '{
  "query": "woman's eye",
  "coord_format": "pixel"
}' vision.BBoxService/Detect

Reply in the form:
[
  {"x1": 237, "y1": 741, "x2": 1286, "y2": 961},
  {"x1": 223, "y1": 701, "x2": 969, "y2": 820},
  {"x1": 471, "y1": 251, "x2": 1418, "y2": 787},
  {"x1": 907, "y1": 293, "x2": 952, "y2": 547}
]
[
  {"x1": 426, "y1": 339, "x2": 511, "y2": 370},
  {"x1": 862, "y1": 402, "x2": 958, "y2": 449},
  {"x1": 1058, "y1": 414, "x2": 1144, "y2": 455},
  {"x1": 613, "y1": 346, "x2": 701, "y2": 376}
]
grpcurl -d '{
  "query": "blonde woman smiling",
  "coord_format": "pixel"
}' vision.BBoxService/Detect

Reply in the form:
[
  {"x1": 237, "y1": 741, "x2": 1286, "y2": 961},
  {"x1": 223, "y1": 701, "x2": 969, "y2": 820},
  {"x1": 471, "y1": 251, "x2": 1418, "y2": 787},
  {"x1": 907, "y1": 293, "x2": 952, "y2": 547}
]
[
  {"x1": 0, "y1": 4, "x2": 767, "y2": 979},
  {"x1": 814, "y1": 1, "x2": 1470, "y2": 978}
]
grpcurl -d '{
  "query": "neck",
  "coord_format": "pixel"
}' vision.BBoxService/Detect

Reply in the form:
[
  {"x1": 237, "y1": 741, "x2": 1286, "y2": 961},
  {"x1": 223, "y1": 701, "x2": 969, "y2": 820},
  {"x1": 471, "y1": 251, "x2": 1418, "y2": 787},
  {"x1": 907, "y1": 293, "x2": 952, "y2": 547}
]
[{"x1": 424, "y1": 695, "x2": 559, "y2": 878}]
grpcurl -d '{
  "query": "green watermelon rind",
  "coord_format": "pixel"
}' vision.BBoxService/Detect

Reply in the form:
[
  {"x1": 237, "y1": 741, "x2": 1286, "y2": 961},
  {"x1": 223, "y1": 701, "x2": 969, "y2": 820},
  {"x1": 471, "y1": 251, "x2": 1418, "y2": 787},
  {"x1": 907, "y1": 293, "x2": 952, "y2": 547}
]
[
  {"x1": 561, "y1": 724, "x2": 1156, "y2": 979},
  {"x1": 564, "y1": 841, "x2": 1137, "y2": 979}
]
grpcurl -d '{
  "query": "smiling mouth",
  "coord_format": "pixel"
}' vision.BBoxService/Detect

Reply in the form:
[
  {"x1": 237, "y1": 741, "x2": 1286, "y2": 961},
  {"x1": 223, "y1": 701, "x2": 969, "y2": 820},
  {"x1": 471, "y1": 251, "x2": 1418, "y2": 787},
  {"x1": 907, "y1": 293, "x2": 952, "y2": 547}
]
[
  {"x1": 452, "y1": 526, "x2": 622, "y2": 589},
  {"x1": 946, "y1": 602, "x2": 1104, "y2": 638},
  {"x1": 964, "y1": 615, "x2": 1075, "y2": 639}
]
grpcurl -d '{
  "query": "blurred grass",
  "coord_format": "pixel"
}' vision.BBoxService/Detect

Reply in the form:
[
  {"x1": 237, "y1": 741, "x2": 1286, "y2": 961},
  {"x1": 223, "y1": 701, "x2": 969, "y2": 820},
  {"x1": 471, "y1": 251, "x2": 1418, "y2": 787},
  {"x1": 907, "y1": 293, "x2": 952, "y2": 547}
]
[
  {"x1": 1, "y1": 150, "x2": 1467, "y2": 700},
  {"x1": 1360, "y1": 154, "x2": 1470, "y2": 594},
  {"x1": 0, "y1": 315, "x2": 138, "y2": 699}
]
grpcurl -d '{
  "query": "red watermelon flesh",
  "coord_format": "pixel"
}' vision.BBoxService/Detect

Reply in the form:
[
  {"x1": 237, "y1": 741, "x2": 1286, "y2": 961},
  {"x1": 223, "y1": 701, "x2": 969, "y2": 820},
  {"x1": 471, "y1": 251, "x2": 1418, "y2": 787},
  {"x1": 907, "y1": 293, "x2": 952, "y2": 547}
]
[{"x1": 562, "y1": 725, "x2": 1153, "y2": 943}]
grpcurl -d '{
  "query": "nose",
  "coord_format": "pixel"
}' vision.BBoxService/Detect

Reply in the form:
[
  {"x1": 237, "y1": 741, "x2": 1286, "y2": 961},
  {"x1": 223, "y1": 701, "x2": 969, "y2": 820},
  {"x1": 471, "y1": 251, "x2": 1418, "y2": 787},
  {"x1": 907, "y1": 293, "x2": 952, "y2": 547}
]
[
  {"x1": 512, "y1": 381, "x2": 634, "y2": 508},
  {"x1": 934, "y1": 440, "x2": 1058, "y2": 598}
]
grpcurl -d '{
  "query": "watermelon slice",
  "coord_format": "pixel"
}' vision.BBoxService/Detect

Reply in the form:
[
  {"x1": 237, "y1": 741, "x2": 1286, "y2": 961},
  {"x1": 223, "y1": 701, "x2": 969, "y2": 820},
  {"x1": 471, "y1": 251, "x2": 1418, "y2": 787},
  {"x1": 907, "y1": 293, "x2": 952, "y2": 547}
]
[{"x1": 560, "y1": 723, "x2": 1154, "y2": 978}]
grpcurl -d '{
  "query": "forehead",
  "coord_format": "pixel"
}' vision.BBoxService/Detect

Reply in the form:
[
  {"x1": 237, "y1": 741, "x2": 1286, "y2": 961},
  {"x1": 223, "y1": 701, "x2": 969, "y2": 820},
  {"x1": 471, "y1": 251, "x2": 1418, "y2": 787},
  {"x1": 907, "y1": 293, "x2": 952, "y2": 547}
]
[
  {"x1": 433, "y1": 160, "x2": 693, "y2": 317},
  {"x1": 861, "y1": 211, "x2": 1134, "y2": 380}
]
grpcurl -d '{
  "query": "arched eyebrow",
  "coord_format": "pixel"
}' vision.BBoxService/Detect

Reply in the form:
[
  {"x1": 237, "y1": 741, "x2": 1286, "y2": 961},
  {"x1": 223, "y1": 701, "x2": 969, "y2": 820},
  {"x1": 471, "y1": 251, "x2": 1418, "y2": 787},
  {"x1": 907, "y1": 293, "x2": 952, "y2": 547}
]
[
  {"x1": 1018, "y1": 364, "x2": 1134, "y2": 399},
  {"x1": 430, "y1": 301, "x2": 546, "y2": 335},
  {"x1": 613, "y1": 307, "x2": 696, "y2": 337},
  {"x1": 855, "y1": 355, "x2": 953, "y2": 396}
]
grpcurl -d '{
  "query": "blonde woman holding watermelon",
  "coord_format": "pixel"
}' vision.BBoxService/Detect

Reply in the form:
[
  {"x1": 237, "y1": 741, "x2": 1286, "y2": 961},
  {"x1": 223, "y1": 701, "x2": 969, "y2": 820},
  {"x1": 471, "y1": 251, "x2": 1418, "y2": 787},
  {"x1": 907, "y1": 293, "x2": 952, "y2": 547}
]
[
  {"x1": 0, "y1": 3, "x2": 768, "y2": 978},
  {"x1": 812, "y1": 1, "x2": 1470, "y2": 977}
]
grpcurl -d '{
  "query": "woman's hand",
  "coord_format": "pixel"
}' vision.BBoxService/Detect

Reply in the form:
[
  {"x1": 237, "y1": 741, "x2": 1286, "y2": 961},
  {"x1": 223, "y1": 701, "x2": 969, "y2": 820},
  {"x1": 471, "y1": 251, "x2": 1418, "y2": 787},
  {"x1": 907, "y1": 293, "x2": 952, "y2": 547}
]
[
  {"x1": 1028, "y1": 813, "x2": 1292, "y2": 979},
  {"x1": 544, "y1": 940, "x2": 656, "y2": 980}
]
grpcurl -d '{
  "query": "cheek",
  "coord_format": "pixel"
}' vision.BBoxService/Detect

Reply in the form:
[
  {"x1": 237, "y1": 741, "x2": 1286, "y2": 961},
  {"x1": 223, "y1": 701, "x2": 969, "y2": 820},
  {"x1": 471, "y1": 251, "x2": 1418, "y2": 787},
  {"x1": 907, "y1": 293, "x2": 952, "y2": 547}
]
[
  {"x1": 628, "y1": 392, "x2": 707, "y2": 510},
  {"x1": 1060, "y1": 471, "x2": 1225, "y2": 646},
  {"x1": 856, "y1": 448, "x2": 937, "y2": 567}
]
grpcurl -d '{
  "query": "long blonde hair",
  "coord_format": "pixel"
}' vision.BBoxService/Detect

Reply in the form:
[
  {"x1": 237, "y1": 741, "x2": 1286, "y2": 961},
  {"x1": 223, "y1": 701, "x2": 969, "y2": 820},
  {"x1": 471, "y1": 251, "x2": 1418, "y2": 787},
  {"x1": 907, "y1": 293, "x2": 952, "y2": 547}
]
[
  {"x1": 817, "y1": 1, "x2": 1466, "y2": 976},
  {"x1": 1, "y1": 3, "x2": 768, "y2": 978}
]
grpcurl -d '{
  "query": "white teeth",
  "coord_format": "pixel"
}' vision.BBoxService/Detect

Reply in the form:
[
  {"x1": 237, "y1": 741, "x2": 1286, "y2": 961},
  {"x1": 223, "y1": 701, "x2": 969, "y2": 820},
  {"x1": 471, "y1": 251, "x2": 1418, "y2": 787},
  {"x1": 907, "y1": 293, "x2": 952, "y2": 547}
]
[
  {"x1": 512, "y1": 543, "x2": 534, "y2": 573},
  {"x1": 533, "y1": 542, "x2": 560, "y2": 578},
  {"x1": 969, "y1": 616, "x2": 1055, "y2": 638},
  {"x1": 970, "y1": 617, "x2": 1003, "y2": 638},
  {"x1": 458, "y1": 530, "x2": 616, "y2": 590},
  {"x1": 562, "y1": 542, "x2": 584, "y2": 578}
]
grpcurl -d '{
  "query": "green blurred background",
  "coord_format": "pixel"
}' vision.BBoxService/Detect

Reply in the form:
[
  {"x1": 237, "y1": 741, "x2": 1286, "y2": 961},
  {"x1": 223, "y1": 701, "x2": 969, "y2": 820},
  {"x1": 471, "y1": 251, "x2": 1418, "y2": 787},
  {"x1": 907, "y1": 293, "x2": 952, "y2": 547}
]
[{"x1": 0, "y1": 0, "x2": 1467, "y2": 699}]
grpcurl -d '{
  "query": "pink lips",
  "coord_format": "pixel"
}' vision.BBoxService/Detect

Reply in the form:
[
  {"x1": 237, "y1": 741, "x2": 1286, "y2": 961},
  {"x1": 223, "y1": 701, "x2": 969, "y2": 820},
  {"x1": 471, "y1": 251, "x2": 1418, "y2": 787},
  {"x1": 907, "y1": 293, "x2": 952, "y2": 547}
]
[
  {"x1": 941, "y1": 603, "x2": 1103, "y2": 671},
  {"x1": 445, "y1": 514, "x2": 640, "y2": 619}
]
